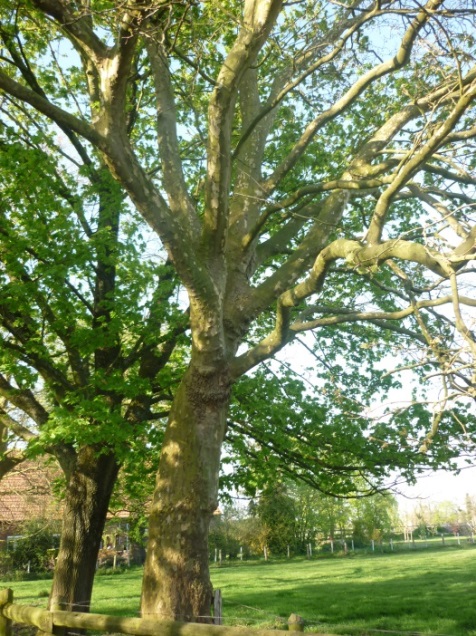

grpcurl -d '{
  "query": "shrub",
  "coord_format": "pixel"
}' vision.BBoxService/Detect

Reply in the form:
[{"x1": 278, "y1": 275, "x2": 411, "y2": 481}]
[{"x1": 8, "y1": 521, "x2": 59, "y2": 574}]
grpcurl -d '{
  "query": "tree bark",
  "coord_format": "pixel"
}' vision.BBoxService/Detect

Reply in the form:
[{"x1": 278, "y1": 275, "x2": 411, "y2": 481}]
[
  {"x1": 141, "y1": 363, "x2": 231, "y2": 622},
  {"x1": 49, "y1": 447, "x2": 120, "y2": 613}
]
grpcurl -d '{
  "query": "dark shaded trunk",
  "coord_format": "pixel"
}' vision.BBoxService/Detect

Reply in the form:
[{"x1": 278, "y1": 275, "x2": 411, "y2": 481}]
[
  {"x1": 140, "y1": 364, "x2": 231, "y2": 622},
  {"x1": 49, "y1": 447, "x2": 120, "y2": 613}
]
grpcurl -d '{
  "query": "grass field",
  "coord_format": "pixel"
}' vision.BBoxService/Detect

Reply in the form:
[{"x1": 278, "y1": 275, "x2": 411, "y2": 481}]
[{"x1": 3, "y1": 546, "x2": 476, "y2": 636}]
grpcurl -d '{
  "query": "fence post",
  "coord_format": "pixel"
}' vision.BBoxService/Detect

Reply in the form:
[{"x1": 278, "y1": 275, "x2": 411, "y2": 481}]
[
  {"x1": 288, "y1": 613, "x2": 305, "y2": 632},
  {"x1": 213, "y1": 589, "x2": 222, "y2": 625},
  {"x1": 0, "y1": 589, "x2": 13, "y2": 636}
]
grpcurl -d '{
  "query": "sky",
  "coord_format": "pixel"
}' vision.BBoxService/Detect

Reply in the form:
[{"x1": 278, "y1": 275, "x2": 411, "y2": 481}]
[{"x1": 395, "y1": 463, "x2": 476, "y2": 513}]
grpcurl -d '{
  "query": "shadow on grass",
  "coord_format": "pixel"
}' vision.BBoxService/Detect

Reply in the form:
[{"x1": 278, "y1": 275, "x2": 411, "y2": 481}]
[{"x1": 219, "y1": 559, "x2": 476, "y2": 636}]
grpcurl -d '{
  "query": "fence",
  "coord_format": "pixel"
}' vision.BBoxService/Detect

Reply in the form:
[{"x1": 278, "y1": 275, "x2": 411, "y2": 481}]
[
  {"x1": 0, "y1": 589, "x2": 333, "y2": 636},
  {"x1": 211, "y1": 532, "x2": 476, "y2": 563}
]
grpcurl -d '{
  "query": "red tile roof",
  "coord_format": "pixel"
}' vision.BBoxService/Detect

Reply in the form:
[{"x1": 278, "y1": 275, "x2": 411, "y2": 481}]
[{"x1": 0, "y1": 460, "x2": 62, "y2": 523}]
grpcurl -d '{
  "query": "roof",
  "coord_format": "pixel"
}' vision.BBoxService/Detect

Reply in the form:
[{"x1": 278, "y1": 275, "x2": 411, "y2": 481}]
[
  {"x1": 0, "y1": 459, "x2": 62, "y2": 524},
  {"x1": 0, "y1": 459, "x2": 131, "y2": 525}
]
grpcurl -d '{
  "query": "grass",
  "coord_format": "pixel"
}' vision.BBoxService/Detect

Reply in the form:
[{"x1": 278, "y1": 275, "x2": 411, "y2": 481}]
[{"x1": 3, "y1": 546, "x2": 476, "y2": 635}]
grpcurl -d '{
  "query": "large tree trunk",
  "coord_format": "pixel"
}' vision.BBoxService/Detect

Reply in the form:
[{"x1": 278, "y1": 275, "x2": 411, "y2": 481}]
[
  {"x1": 49, "y1": 447, "x2": 120, "y2": 613},
  {"x1": 141, "y1": 363, "x2": 231, "y2": 622}
]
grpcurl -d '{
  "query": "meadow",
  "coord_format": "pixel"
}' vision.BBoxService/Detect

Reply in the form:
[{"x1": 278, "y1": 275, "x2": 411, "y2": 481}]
[{"x1": 3, "y1": 546, "x2": 476, "y2": 636}]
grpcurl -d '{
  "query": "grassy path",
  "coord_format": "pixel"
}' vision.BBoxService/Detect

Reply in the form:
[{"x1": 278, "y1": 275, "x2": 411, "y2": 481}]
[{"x1": 3, "y1": 546, "x2": 476, "y2": 635}]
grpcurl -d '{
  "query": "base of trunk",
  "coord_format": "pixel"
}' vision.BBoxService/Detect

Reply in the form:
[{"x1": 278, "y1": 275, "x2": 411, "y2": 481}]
[
  {"x1": 49, "y1": 448, "x2": 119, "y2": 613},
  {"x1": 140, "y1": 363, "x2": 230, "y2": 622},
  {"x1": 141, "y1": 506, "x2": 214, "y2": 622}
]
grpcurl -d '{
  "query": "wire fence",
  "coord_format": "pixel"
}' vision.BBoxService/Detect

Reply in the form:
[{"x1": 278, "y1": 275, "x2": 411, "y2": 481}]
[{"x1": 210, "y1": 530, "x2": 475, "y2": 563}]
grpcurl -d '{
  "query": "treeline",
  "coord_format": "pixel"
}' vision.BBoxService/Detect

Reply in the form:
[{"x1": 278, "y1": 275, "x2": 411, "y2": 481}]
[
  {"x1": 210, "y1": 485, "x2": 476, "y2": 559},
  {"x1": 210, "y1": 482, "x2": 399, "y2": 558}
]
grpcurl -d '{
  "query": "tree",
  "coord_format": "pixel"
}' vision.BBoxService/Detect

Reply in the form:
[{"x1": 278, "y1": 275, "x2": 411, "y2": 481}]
[
  {"x1": 255, "y1": 483, "x2": 297, "y2": 555},
  {"x1": 1, "y1": 0, "x2": 476, "y2": 623},
  {"x1": 350, "y1": 492, "x2": 398, "y2": 544},
  {"x1": 0, "y1": 106, "x2": 188, "y2": 611}
]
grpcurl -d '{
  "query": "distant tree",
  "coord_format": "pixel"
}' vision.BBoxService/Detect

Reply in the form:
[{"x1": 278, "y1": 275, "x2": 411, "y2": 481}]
[
  {"x1": 463, "y1": 495, "x2": 476, "y2": 533},
  {"x1": 208, "y1": 504, "x2": 242, "y2": 559},
  {"x1": 350, "y1": 493, "x2": 398, "y2": 544},
  {"x1": 255, "y1": 483, "x2": 298, "y2": 555}
]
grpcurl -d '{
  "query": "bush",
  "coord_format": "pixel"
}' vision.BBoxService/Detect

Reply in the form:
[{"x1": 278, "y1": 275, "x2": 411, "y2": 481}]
[
  {"x1": 8, "y1": 521, "x2": 59, "y2": 574},
  {"x1": 0, "y1": 552, "x2": 12, "y2": 576}
]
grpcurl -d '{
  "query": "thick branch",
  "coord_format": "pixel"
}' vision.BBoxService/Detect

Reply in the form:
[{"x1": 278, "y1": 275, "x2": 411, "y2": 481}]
[
  {"x1": 367, "y1": 77, "x2": 476, "y2": 243},
  {"x1": 203, "y1": 0, "x2": 282, "y2": 257},
  {"x1": 232, "y1": 0, "x2": 379, "y2": 160},
  {"x1": 0, "y1": 408, "x2": 37, "y2": 443},
  {"x1": 262, "y1": 0, "x2": 444, "y2": 194},
  {"x1": 231, "y1": 241, "x2": 470, "y2": 378},
  {"x1": 0, "y1": 71, "x2": 104, "y2": 147},
  {"x1": 0, "y1": 374, "x2": 49, "y2": 426},
  {"x1": 30, "y1": 0, "x2": 108, "y2": 60},
  {"x1": 146, "y1": 41, "x2": 200, "y2": 240}
]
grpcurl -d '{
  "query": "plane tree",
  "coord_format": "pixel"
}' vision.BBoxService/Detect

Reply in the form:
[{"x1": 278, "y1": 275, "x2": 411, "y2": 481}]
[{"x1": 0, "y1": 0, "x2": 476, "y2": 623}]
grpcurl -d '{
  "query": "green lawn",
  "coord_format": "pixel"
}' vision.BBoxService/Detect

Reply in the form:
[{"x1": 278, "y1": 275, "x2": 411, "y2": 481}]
[{"x1": 3, "y1": 546, "x2": 476, "y2": 635}]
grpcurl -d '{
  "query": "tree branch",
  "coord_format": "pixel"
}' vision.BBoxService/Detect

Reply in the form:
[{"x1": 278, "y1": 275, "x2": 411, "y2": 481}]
[
  {"x1": 202, "y1": 0, "x2": 282, "y2": 259},
  {"x1": 262, "y1": 0, "x2": 445, "y2": 195},
  {"x1": 0, "y1": 374, "x2": 49, "y2": 427},
  {"x1": 0, "y1": 71, "x2": 104, "y2": 147}
]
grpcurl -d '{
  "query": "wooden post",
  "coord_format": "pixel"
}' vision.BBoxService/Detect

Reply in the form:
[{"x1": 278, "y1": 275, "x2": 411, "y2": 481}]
[
  {"x1": 287, "y1": 544, "x2": 290, "y2": 559},
  {"x1": 214, "y1": 548, "x2": 217, "y2": 562},
  {"x1": 390, "y1": 538, "x2": 393, "y2": 551},
  {"x1": 113, "y1": 554, "x2": 117, "y2": 569},
  {"x1": 351, "y1": 539, "x2": 354, "y2": 551},
  {"x1": 213, "y1": 589, "x2": 222, "y2": 625},
  {"x1": 371, "y1": 540, "x2": 375, "y2": 552},
  {"x1": 0, "y1": 589, "x2": 13, "y2": 636},
  {"x1": 264, "y1": 546, "x2": 268, "y2": 561},
  {"x1": 288, "y1": 614, "x2": 305, "y2": 632},
  {"x1": 218, "y1": 549, "x2": 222, "y2": 564},
  {"x1": 239, "y1": 546, "x2": 243, "y2": 561},
  {"x1": 330, "y1": 540, "x2": 333, "y2": 553}
]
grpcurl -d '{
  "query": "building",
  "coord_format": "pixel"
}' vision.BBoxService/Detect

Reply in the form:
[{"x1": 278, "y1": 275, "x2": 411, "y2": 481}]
[{"x1": 0, "y1": 458, "x2": 62, "y2": 549}]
